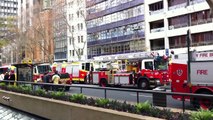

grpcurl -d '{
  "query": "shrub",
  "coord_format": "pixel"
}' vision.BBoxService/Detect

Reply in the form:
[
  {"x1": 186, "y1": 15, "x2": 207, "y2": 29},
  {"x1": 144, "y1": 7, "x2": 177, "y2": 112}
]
[
  {"x1": 34, "y1": 89, "x2": 46, "y2": 96},
  {"x1": 135, "y1": 101, "x2": 152, "y2": 113},
  {"x1": 69, "y1": 94, "x2": 86, "y2": 104},
  {"x1": 0, "y1": 85, "x2": 191, "y2": 120},
  {"x1": 190, "y1": 109, "x2": 213, "y2": 120},
  {"x1": 95, "y1": 98, "x2": 110, "y2": 108},
  {"x1": 49, "y1": 91, "x2": 68, "y2": 100},
  {"x1": 20, "y1": 85, "x2": 32, "y2": 94},
  {"x1": 0, "y1": 82, "x2": 6, "y2": 87}
]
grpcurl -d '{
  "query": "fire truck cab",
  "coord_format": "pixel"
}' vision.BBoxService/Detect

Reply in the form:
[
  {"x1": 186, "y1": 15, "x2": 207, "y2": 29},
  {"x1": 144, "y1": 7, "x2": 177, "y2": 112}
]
[
  {"x1": 55, "y1": 61, "x2": 94, "y2": 83},
  {"x1": 32, "y1": 62, "x2": 72, "y2": 90},
  {"x1": 91, "y1": 52, "x2": 169, "y2": 89},
  {"x1": 170, "y1": 51, "x2": 213, "y2": 109},
  {"x1": 33, "y1": 63, "x2": 52, "y2": 82}
]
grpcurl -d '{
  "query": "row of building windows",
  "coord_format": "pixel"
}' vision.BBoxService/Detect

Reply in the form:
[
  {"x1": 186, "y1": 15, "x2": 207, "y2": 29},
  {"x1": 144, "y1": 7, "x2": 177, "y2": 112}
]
[
  {"x1": 0, "y1": 7, "x2": 17, "y2": 14},
  {"x1": 69, "y1": 49, "x2": 84, "y2": 57},
  {"x1": 68, "y1": 10, "x2": 84, "y2": 20},
  {"x1": 87, "y1": 4, "x2": 144, "y2": 28},
  {"x1": 68, "y1": 0, "x2": 84, "y2": 8},
  {"x1": 150, "y1": 10, "x2": 211, "y2": 31},
  {"x1": 0, "y1": 13, "x2": 16, "y2": 16},
  {"x1": 88, "y1": 40, "x2": 145, "y2": 57},
  {"x1": 55, "y1": 52, "x2": 67, "y2": 59},
  {"x1": 69, "y1": 22, "x2": 84, "y2": 32},
  {"x1": 69, "y1": 35, "x2": 84, "y2": 45},
  {"x1": 169, "y1": 31, "x2": 213, "y2": 48},
  {"x1": 87, "y1": 0, "x2": 134, "y2": 14},
  {"x1": 150, "y1": 0, "x2": 204, "y2": 11},
  {"x1": 87, "y1": 22, "x2": 144, "y2": 42},
  {"x1": 150, "y1": 31, "x2": 213, "y2": 50}
]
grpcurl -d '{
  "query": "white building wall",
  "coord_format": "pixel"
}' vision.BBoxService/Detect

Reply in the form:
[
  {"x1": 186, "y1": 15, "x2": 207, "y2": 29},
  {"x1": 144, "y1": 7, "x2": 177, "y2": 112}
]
[
  {"x1": 145, "y1": 0, "x2": 213, "y2": 56},
  {"x1": 66, "y1": 0, "x2": 87, "y2": 62}
]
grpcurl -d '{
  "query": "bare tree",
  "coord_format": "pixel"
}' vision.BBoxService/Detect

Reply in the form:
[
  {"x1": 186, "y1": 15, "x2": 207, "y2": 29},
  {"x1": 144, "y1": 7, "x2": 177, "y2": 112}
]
[
  {"x1": 52, "y1": 0, "x2": 87, "y2": 61},
  {"x1": 13, "y1": 1, "x2": 55, "y2": 64}
]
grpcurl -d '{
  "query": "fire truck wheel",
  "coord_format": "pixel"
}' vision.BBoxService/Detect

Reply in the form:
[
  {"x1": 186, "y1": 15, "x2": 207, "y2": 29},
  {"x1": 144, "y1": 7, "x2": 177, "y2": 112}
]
[
  {"x1": 99, "y1": 79, "x2": 107, "y2": 87},
  {"x1": 138, "y1": 79, "x2": 149, "y2": 90},
  {"x1": 192, "y1": 91, "x2": 212, "y2": 110}
]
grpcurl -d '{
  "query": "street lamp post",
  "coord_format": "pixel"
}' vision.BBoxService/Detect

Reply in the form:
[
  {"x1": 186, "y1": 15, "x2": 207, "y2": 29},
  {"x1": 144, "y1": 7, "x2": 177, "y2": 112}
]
[{"x1": 187, "y1": 29, "x2": 192, "y2": 93}]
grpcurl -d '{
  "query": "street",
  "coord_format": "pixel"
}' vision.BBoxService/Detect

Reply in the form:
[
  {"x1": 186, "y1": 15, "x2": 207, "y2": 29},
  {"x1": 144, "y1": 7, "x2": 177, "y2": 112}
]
[{"x1": 68, "y1": 84, "x2": 192, "y2": 110}]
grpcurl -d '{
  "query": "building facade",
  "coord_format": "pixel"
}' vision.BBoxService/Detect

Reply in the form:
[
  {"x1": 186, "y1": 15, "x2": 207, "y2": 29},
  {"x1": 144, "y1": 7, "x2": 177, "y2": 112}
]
[
  {"x1": 145, "y1": 0, "x2": 213, "y2": 55},
  {"x1": 18, "y1": 0, "x2": 54, "y2": 63},
  {"x1": 0, "y1": 0, "x2": 19, "y2": 65},
  {"x1": 66, "y1": 0, "x2": 87, "y2": 62},
  {"x1": 86, "y1": 0, "x2": 145, "y2": 59},
  {"x1": 52, "y1": 0, "x2": 67, "y2": 62}
]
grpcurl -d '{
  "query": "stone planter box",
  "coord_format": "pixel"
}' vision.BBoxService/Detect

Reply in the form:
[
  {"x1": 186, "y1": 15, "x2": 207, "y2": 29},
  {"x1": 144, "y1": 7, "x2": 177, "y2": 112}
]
[{"x1": 0, "y1": 90, "x2": 163, "y2": 120}]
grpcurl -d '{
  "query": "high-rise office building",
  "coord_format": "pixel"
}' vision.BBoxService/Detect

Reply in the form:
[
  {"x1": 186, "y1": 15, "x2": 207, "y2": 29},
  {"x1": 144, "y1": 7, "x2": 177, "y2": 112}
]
[
  {"x1": 0, "y1": 0, "x2": 19, "y2": 65},
  {"x1": 145, "y1": 0, "x2": 213, "y2": 55},
  {"x1": 86, "y1": 0, "x2": 145, "y2": 60}
]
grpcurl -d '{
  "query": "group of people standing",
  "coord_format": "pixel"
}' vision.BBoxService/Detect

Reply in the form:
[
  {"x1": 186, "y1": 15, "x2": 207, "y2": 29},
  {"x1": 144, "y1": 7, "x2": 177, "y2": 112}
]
[
  {"x1": 42, "y1": 71, "x2": 61, "y2": 91},
  {"x1": 0, "y1": 71, "x2": 16, "y2": 85}
]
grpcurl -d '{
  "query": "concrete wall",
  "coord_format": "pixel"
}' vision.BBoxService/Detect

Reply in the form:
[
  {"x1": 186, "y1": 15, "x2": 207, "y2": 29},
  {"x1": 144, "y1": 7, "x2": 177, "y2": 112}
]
[{"x1": 0, "y1": 90, "x2": 163, "y2": 120}]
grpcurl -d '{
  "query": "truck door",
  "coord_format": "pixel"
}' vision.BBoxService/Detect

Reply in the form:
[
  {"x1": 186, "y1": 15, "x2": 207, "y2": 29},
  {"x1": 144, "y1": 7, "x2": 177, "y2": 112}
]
[
  {"x1": 72, "y1": 65, "x2": 79, "y2": 77},
  {"x1": 66, "y1": 64, "x2": 72, "y2": 74},
  {"x1": 141, "y1": 59, "x2": 154, "y2": 70}
]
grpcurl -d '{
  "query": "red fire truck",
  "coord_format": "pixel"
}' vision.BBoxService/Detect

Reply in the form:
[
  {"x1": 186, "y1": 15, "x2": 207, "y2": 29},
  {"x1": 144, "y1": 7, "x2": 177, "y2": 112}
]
[
  {"x1": 28, "y1": 62, "x2": 72, "y2": 90},
  {"x1": 91, "y1": 52, "x2": 170, "y2": 89},
  {"x1": 170, "y1": 51, "x2": 213, "y2": 109},
  {"x1": 54, "y1": 62, "x2": 93, "y2": 83}
]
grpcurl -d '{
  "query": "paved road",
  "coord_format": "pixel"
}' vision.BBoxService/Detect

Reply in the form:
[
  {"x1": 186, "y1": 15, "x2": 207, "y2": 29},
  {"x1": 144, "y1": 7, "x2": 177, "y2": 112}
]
[{"x1": 68, "y1": 84, "x2": 192, "y2": 111}]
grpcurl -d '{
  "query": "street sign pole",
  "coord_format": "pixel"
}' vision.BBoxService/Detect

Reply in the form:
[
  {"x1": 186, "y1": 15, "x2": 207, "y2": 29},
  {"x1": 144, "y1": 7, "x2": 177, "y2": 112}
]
[{"x1": 187, "y1": 29, "x2": 192, "y2": 93}]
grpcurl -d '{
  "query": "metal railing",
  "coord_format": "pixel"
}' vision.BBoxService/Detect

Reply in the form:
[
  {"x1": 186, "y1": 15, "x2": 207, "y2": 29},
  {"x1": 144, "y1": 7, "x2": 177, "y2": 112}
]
[{"x1": 0, "y1": 80, "x2": 213, "y2": 113}]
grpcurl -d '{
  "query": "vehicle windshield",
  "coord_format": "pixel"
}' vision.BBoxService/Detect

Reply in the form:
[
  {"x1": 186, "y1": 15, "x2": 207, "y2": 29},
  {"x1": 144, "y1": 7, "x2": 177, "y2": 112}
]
[
  {"x1": 154, "y1": 59, "x2": 168, "y2": 70},
  {"x1": 37, "y1": 65, "x2": 52, "y2": 74}
]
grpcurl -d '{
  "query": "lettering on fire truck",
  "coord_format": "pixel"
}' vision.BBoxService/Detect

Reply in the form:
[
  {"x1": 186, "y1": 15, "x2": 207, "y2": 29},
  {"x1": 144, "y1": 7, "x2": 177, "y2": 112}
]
[{"x1": 197, "y1": 70, "x2": 208, "y2": 75}]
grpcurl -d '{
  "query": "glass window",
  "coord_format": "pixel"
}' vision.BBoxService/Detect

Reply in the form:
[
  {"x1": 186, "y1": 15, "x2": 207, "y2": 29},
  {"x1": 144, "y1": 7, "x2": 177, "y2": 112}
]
[{"x1": 145, "y1": 61, "x2": 153, "y2": 70}]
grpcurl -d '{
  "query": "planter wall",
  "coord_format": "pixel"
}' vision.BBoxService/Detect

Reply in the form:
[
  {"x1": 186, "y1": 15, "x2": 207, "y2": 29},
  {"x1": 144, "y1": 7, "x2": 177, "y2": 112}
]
[{"x1": 0, "y1": 90, "x2": 163, "y2": 120}]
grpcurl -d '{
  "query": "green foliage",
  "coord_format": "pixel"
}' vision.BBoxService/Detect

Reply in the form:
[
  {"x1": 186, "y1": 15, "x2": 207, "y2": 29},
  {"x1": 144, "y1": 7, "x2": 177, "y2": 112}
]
[
  {"x1": 0, "y1": 82, "x2": 6, "y2": 87},
  {"x1": 69, "y1": 94, "x2": 86, "y2": 103},
  {"x1": 0, "y1": 84, "x2": 190, "y2": 120},
  {"x1": 190, "y1": 109, "x2": 213, "y2": 120},
  {"x1": 95, "y1": 98, "x2": 110, "y2": 107},
  {"x1": 35, "y1": 88, "x2": 46, "y2": 96},
  {"x1": 0, "y1": 39, "x2": 9, "y2": 47},
  {"x1": 50, "y1": 91, "x2": 66, "y2": 99},
  {"x1": 135, "y1": 101, "x2": 152, "y2": 113},
  {"x1": 20, "y1": 85, "x2": 32, "y2": 94}
]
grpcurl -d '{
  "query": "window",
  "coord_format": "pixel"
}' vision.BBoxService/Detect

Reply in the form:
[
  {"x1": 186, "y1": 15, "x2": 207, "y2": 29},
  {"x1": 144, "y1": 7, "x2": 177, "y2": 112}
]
[
  {"x1": 69, "y1": 50, "x2": 71, "y2": 57},
  {"x1": 145, "y1": 61, "x2": 153, "y2": 70},
  {"x1": 77, "y1": 24, "x2": 80, "y2": 30},
  {"x1": 77, "y1": 11, "x2": 80, "y2": 18},
  {"x1": 72, "y1": 26, "x2": 74, "y2": 32},
  {"x1": 81, "y1": 36, "x2": 83, "y2": 43},
  {"x1": 81, "y1": 23, "x2": 83, "y2": 30},
  {"x1": 72, "y1": 50, "x2": 75, "y2": 56},
  {"x1": 78, "y1": 36, "x2": 80, "y2": 43},
  {"x1": 81, "y1": 49, "x2": 83, "y2": 55}
]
